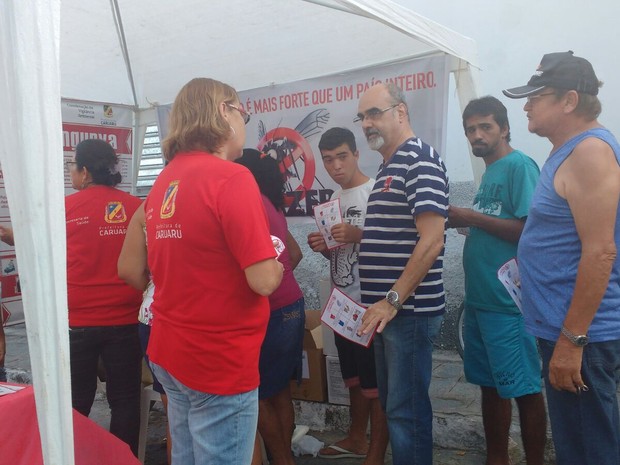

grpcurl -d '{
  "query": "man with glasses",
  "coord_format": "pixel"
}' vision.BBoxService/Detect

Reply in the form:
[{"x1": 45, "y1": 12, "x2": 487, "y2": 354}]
[
  {"x1": 357, "y1": 83, "x2": 449, "y2": 465},
  {"x1": 504, "y1": 51, "x2": 620, "y2": 465}
]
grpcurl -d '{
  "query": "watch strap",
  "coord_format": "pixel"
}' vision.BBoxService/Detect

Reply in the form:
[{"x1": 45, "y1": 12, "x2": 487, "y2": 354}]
[{"x1": 561, "y1": 326, "x2": 588, "y2": 346}]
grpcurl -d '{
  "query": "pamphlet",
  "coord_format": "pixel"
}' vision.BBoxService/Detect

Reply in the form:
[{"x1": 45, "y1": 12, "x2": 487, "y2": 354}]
[
  {"x1": 321, "y1": 288, "x2": 374, "y2": 347},
  {"x1": 271, "y1": 235, "x2": 285, "y2": 258},
  {"x1": 313, "y1": 199, "x2": 343, "y2": 250},
  {"x1": 497, "y1": 258, "x2": 522, "y2": 312}
]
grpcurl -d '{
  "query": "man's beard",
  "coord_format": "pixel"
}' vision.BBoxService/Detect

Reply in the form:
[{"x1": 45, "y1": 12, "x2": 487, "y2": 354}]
[
  {"x1": 366, "y1": 129, "x2": 385, "y2": 151},
  {"x1": 472, "y1": 144, "x2": 491, "y2": 158}
]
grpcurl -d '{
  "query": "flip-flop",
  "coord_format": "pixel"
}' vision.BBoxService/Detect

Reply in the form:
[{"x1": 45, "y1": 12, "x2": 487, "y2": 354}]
[{"x1": 318, "y1": 444, "x2": 367, "y2": 459}]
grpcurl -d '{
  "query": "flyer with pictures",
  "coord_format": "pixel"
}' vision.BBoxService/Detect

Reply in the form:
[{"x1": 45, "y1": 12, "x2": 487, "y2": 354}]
[
  {"x1": 321, "y1": 287, "x2": 374, "y2": 347},
  {"x1": 313, "y1": 199, "x2": 343, "y2": 250}
]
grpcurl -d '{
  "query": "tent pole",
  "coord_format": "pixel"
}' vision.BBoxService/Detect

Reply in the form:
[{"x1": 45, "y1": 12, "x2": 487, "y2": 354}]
[{"x1": 109, "y1": 0, "x2": 139, "y2": 107}]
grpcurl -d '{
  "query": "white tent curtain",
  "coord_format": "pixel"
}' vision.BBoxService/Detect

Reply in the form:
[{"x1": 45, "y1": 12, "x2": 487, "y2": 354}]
[{"x1": 0, "y1": 1, "x2": 74, "y2": 465}]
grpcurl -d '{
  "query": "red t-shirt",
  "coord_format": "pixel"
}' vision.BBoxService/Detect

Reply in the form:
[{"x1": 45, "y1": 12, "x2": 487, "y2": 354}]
[
  {"x1": 145, "y1": 151, "x2": 276, "y2": 395},
  {"x1": 65, "y1": 185, "x2": 143, "y2": 327}
]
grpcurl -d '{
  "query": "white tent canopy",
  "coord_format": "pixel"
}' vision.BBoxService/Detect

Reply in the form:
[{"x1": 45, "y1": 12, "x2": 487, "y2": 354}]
[
  {"x1": 0, "y1": 1, "x2": 480, "y2": 464},
  {"x1": 60, "y1": 0, "x2": 480, "y2": 108}
]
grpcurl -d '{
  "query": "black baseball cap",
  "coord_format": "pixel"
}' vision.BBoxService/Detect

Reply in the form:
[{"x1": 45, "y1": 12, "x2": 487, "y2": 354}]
[{"x1": 503, "y1": 51, "x2": 599, "y2": 99}]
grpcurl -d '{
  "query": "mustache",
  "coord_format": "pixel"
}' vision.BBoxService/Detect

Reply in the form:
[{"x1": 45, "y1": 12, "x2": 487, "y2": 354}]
[{"x1": 365, "y1": 128, "x2": 381, "y2": 137}]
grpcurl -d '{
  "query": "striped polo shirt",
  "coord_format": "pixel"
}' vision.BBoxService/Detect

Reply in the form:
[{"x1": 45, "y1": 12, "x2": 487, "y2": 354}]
[{"x1": 359, "y1": 137, "x2": 449, "y2": 316}]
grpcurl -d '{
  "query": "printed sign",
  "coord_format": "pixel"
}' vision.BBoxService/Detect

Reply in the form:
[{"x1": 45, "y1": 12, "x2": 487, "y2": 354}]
[{"x1": 157, "y1": 54, "x2": 450, "y2": 217}]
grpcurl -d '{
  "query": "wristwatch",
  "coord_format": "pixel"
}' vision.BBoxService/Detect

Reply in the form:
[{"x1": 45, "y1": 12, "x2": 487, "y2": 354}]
[
  {"x1": 561, "y1": 326, "x2": 589, "y2": 347},
  {"x1": 386, "y1": 289, "x2": 403, "y2": 312}
]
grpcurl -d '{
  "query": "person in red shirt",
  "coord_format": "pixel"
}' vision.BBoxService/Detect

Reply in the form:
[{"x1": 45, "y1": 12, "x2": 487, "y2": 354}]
[
  {"x1": 145, "y1": 78, "x2": 283, "y2": 465},
  {"x1": 65, "y1": 139, "x2": 143, "y2": 455}
]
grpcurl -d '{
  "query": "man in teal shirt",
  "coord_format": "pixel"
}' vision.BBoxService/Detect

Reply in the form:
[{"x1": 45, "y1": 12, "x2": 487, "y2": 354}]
[{"x1": 449, "y1": 96, "x2": 546, "y2": 465}]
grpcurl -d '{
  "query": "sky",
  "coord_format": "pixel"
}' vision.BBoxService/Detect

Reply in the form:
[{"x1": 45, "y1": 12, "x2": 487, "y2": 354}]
[{"x1": 393, "y1": 0, "x2": 619, "y2": 181}]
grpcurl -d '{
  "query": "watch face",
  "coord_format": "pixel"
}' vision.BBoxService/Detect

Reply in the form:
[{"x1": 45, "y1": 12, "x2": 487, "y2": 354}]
[
  {"x1": 575, "y1": 336, "x2": 589, "y2": 346},
  {"x1": 386, "y1": 290, "x2": 398, "y2": 303}
]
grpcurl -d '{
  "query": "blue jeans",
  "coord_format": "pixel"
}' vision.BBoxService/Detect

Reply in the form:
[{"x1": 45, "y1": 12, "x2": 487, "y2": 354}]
[
  {"x1": 374, "y1": 314, "x2": 443, "y2": 465},
  {"x1": 539, "y1": 338, "x2": 620, "y2": 465},
  {"x1": 69, "y1": 324, "x2": 142, "y2": 455},
  {"x1": 151, "y1": 362, "x2": 258, "y2": 465}
]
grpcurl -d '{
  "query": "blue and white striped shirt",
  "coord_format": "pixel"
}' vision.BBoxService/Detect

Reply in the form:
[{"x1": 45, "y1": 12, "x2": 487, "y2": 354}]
[{"x1": 359, "y1": 137, "x2": 449, "y2": 316}]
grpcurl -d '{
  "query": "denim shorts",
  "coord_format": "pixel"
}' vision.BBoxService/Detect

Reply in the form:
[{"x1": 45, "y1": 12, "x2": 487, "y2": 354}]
[
  {"x1": 463, "y1": 306, "x2": 542, "y2": 398},
  {"x1": 258, "y1": 298, "x2": 305, "y2": 399}
]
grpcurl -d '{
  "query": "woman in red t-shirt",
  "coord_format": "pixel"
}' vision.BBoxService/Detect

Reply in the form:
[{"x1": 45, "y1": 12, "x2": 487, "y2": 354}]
[
  {"x1": 65, "y1": 139, "x2": 143, "y2": 455},
  {"x1": 144, "y1": 78, "x2": 283, "y2": 465}
]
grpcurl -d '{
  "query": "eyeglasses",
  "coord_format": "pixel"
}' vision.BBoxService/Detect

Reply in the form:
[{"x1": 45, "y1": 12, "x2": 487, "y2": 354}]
[
  {"x1": 226, "y1": 103, "x2": 250, "y2": 125},
  {"x1": 353, "y1": 103, "x2": 400, "y2": 123},
  {"x1": 526, "y1": 92, "x2": 556, "y2": 104},
  {"x1": 64, "y1": 160, "x2": 77, "y2": 170}
]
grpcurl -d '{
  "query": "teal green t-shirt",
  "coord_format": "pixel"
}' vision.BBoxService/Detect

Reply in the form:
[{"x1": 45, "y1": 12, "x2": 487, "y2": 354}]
[{"x1": 463, "y1": 150, "x2": 539, "y2": 313}]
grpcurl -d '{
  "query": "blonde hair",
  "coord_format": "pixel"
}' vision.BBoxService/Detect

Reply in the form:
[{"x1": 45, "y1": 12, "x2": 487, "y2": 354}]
[{"x1": 162, "y1": 78, "x2": 238, "y2": 161}]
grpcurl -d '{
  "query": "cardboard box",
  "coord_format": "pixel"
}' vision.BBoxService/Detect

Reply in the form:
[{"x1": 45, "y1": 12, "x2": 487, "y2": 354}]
[
  {"x1": 290, "y1": 310, "x2": 327, "y2": 402},
  {"x1": 325, "y1": 355, "x2": 351, "y2": 406},
  {"x1": 319, "y1": 277, "x2": 339, "y2": 357}
]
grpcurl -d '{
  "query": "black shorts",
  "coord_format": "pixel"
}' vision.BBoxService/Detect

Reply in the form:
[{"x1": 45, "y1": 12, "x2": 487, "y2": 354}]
[{"x1": 334, "y1": 333, "x2": 379, "y2": 399}]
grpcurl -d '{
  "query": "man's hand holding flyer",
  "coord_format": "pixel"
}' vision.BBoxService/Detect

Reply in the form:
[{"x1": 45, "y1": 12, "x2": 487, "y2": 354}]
[{"x1": 321, "y1": 287, "x2": 375, "y2": 347}]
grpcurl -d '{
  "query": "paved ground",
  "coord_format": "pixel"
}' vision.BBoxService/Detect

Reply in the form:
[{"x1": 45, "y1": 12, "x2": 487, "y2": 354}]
[
  {"x1": 141, "y1": 414, "x2": 491, "y2": 465},
  {"x1": 4, "y1": 323, "x2": 539, "y2": 464}
]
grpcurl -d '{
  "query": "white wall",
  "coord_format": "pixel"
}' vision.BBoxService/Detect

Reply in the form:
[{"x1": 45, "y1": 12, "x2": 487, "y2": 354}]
[{"x1": 395, "y1": 0, "x2": 620, "y2": 181}]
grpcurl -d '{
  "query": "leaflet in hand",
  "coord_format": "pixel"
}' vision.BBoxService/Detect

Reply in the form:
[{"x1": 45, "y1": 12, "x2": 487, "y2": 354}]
[
  {"x1": 271, "y1": 235, "x2": 285, "y2": 258},
  {"x1": 497, "y1": 258, "x2": 522, "y2": 312},
  {"x1": 321, "y1": 288, "x2": 374, "y2": 347},
  {"x1": 313, "y1": 199, "x2": 343, "y2": 250}
]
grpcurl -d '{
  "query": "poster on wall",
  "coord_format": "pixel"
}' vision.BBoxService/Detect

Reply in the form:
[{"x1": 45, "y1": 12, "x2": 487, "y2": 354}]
[
  {"x1": 157, "y1": 53, "x2": 449, "y2": 217},
  {"x1": 62, "y1": 101, "x2": 134, "y2": 194},
  {"x1": 0, "y1": 101, "x2": 134, "y2": 326}
]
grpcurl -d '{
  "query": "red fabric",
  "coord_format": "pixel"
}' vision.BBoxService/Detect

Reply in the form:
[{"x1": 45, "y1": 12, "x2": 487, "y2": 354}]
[
  {"x1": 261, "y1": 194, "x2": 303, "y2": 310},
  {"x1": 145, "y1": 151, "x2": 275, "y2": 395},
  {"x1": 65, "y1": 186, "x2": 143, "y2": 327},
  {"x1": 0, "y1": 385, "x2": 140, "y2": 465}
]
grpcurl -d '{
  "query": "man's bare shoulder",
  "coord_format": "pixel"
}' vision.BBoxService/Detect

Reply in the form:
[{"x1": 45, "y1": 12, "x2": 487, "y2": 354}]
[
  {"x1": 556, "y1": 133, "x2": 619, "y2": 200},
  {"x1": 565, "y1": 135, "x2": 618, "y2": 176},
  {"x1": 573, "y1": 135, "x2": 616, "y2": 161}
]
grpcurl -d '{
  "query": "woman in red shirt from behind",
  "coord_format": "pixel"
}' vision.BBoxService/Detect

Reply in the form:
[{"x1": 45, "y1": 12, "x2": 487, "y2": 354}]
[
  {"x1": 145, "y1": 78, "x2": 283, "y2": 465},
  {"x1": 65, "y1": 139, "x2": 143, "y2": 455}
]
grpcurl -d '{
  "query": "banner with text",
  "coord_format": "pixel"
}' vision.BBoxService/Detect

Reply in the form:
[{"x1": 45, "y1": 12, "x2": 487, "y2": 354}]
[{"x1": 157, "y1": 54, "x2": 449, "y2": 217}]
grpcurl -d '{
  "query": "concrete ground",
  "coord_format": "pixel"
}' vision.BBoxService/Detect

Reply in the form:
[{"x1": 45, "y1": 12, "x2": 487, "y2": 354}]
[
  {"x1": 4, "y1": 323, "x2": 539, "y2": 464},
  {"x1": 136, "y1": 352, "x2": 521, "y2": 465}
]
